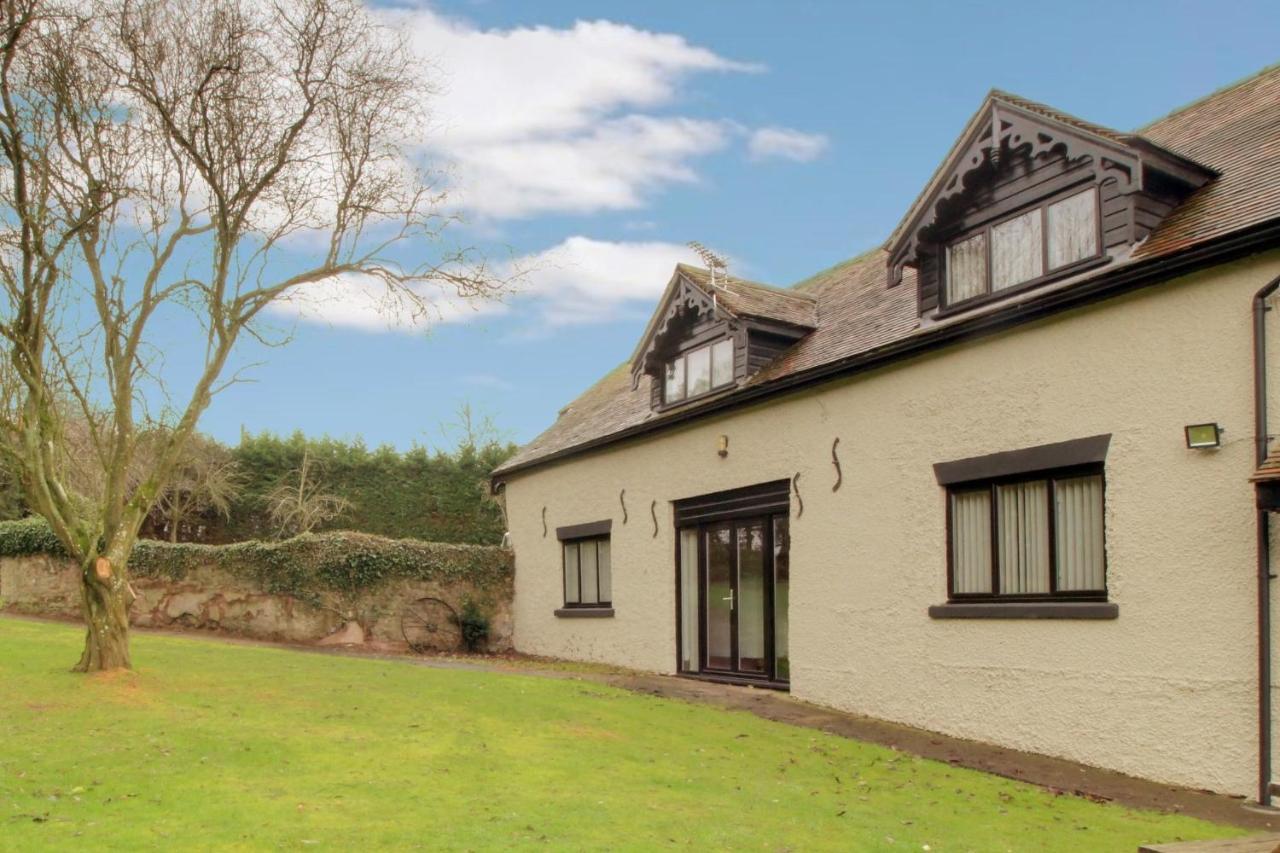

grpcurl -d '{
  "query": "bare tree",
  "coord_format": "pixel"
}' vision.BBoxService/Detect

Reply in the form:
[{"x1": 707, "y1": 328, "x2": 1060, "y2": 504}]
[
  {"x1": 0, "y1": 0, "x2": 503, "y2": 670},
  {"x1": 264, "y1": 447, "x2": 349, "y2": 538},
  {"x1": 152, "y1": 433, "x2": 240, "y2": 542}
]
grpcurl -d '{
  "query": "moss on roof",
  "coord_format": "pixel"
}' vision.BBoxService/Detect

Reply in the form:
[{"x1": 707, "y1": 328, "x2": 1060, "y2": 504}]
[
  {"x1": 791, "y1": 246, "x2": 884, "y2": 292},
  {"x1": 1135, "y1": 60, "x2": 1280, "y2": 133}
]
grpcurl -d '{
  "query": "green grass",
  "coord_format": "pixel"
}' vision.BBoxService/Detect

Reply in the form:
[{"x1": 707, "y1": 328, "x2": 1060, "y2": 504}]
[{"x1": 0, "y1": 618, "x2": 1245, "y2": 851}]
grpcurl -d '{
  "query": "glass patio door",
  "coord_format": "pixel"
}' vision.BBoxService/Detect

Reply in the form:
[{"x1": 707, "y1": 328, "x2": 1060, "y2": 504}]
[
  {"x1": 705, "y1": 523, "x2": 735, "y2": 670},
  {"x1": 699, "y1": 517, "x2": 782, "y2": 680},
  {"x1": 675, "y1": 480, "x2": 792, "y2": 685}
]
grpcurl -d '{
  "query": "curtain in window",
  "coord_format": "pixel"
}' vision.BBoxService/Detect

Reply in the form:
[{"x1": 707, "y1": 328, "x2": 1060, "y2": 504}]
[
  {"x1": 991, "y1": 210, "x2": 1043, "y2": 291},
  {"x1": 947, "y1": 233, "x2": 987, "y2": 303},
  {"x1": 687, "y1": 346, "x2": 712, "y2": 396},
  {"x1": 564, "y1": 543, "x2": 580, "y2": 604},
  {"x1": 580, "y1": 540, "x2": 599, "y2": 604},
  {"x1": 679, "y1": 529, "x2": 699, "y2": 670},
  {"x1": 1055, "y1": 475, "x2": 1105, "y2": 591},
  {"x1": 597, "y1": 539, "x2": 612, "y2": 603},
  {"x1": 665, "y1": 357, "x2": 685, "y2": 402},
  {"x1": 711, "y1": 339, "x2": 734, "y2": 388},
  {"x1": 997, "y1": 481, "x2": 1050, "y2": 594},
  {"x1": 1047, "y1": 189, "x2": 1098, "y2": 270},
  {"x1": 951, "y1": 490, "x2": 992, "y2": 593}
]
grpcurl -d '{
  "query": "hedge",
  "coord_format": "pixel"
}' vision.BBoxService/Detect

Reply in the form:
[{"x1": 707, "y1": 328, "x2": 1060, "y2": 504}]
[
  {"x1": 0, "y1": 517, "x2": 512, "y2": 600},
  {"x1": 220, "y1": 431, "x2": 515, "y2": 545}
]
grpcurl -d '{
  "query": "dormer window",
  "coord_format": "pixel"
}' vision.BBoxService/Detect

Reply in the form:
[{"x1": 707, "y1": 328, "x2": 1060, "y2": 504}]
[
  {"x1": 945, "y1": 187, "x2": 1100, "y2": 307},
  {"x1": 665, "y1": 339, "x2": 734, "y2": 404},
  {"x1": 632, "y1": 265, "x2": 817, "y2": 413},
  {"x1": 888, "y1": 94, "x2": 1214, "y2": 317}
]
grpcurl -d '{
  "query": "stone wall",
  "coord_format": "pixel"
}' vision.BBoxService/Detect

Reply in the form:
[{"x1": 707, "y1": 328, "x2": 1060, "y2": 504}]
[{"x1": 0, "y1": 554, "x2": 513, "y2": 652}]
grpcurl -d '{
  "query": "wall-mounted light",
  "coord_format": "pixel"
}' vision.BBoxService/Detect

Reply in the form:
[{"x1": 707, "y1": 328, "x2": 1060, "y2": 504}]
[
  {"x1": 717, "y1": 434, "x2": 729, "y2": 457},
  {"x1": 1185, "y1": 422, "x2": 1223, "y2": 449}
]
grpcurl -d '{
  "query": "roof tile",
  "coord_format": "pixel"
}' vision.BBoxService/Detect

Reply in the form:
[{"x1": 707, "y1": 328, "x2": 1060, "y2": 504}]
[{"x1": 496, "y1": 65, "x2": 1280, "y2": 477}]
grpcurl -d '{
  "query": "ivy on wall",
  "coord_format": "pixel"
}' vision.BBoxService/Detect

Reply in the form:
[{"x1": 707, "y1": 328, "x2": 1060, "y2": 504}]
[
  {"x1": 0, "y1": 517, "x2": 513, "y2": 601},
  {"x1": 0, "y1": 430, "x2": 517, "y2": 547}
]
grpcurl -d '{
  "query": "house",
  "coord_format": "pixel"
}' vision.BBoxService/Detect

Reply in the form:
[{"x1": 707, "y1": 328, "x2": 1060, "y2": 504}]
[{"x1": 490, "y1": 64, "x2": 1280, "y2": 801}]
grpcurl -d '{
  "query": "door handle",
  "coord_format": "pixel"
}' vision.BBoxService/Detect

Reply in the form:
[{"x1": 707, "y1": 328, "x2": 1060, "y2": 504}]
[{"x1": 722, "y1": 589, "x2": 734, "y2": 609}]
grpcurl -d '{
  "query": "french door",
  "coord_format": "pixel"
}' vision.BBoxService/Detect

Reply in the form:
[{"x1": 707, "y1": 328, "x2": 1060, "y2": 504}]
[{"x1": 679, "y1": 513, "x2": 790, "y2": 683}]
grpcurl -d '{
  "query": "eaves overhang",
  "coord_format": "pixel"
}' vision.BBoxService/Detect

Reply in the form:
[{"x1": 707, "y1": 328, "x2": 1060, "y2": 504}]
[{"x1": 491, "y1": 216, "x2": 1280, "y2": 486}]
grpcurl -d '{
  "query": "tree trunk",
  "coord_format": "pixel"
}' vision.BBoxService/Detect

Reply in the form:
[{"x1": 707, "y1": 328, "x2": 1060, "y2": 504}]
[{"x1": 72, "y1": 558, "x2": 133, "y2": 672}]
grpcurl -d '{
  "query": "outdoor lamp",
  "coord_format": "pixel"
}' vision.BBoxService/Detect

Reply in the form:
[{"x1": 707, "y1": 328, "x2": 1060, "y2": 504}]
[{"x1": 1185, "y1": 422, "x2": 1222, "y2": 449}]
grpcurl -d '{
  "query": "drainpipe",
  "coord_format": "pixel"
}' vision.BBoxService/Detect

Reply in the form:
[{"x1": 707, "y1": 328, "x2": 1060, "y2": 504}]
[{"x1": 1253, "y1": 275, "x2": 1280, "y2": 807}]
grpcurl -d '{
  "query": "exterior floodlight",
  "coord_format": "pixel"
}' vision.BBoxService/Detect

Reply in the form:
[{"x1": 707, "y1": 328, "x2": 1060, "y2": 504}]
[{"x1": 1185, "y1": 422, "x2": 1222, "y2": 449}]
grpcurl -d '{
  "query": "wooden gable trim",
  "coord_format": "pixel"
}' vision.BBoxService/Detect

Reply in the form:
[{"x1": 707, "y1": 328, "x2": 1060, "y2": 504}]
[
  {"x1": 886, "y1": 96, "x2": 1215, "y2": 289},
  {"x1": 888, "y1": 99, "x2": 1141, "y2": 285},
  {"x1": 629, "y1": 269, "x2": 732, "y2": 388}
]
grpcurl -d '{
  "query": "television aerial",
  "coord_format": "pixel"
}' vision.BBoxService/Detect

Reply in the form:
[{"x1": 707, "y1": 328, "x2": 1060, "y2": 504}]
[{"x1": 686, "y1": 241, "x2": 731, "y2": 292}]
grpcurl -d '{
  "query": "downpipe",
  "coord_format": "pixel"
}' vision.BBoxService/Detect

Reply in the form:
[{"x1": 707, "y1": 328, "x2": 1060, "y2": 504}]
[{"x1": 1253, "y1": 275, "x2": 1280, "y2": 807}]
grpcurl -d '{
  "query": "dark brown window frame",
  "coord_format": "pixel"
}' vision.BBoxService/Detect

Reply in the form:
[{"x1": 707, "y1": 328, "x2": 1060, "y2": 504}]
[
  {"x1": 560, "y1": 533, "x2": 613, "y2": 612},
  {"x1": 945, "y1": 462, "x2": 1108, "y2": 604},
  {"x1": 939, "y1": 184, "x2": 1105, "y2": 314},
  {"x1": 663, "y1": 336, "x2": 736, "y2": 406}
]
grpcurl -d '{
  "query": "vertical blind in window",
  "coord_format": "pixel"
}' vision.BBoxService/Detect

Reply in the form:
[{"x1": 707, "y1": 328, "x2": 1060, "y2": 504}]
[
  {"x1": 949, "y1": 470, "x2": 1105, "y2": 599},
  {"x1": 997, "y1": 481, "x2": 1050, "y2": 594},
  {"x1": 951, "y1": 490, "x2": 992, "y2": 594},
  {"x1": 1054, "y1": 474, "x2": 1105, "y2": 591},
  {"x1": 563, "y1": 537, "x2": 612, "y2": 606}
]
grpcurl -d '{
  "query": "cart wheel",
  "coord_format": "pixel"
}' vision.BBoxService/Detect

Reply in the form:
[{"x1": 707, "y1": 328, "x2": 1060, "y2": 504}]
[{"x1": 401, "y1": 597, "x2": 461, "y2": 653}]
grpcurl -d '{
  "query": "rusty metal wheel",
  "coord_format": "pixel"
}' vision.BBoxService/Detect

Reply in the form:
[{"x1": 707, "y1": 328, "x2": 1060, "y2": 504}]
[{"x1": 400, "y1": 597, "x2": 461, "y2": 653}]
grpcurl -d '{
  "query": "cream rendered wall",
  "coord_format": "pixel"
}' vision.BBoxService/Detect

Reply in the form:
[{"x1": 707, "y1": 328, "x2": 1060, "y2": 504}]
[{"x1": 503, "y1": 251, "x2": 1280, "y2": 797}]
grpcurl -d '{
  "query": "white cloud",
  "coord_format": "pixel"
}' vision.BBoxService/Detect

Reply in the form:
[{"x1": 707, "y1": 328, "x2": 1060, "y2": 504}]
[
  {"x1": 447, "y1": 115, "x2": 731, "y2": 218},
  {"x1": 509, "y1": 235, "x2": 702, "y2": 327},
  {"x1": 263, "y1": 236, "x2": 705, "y2": 334},
  {"x1": 263, "y1": 271, "x2": 509, "y2": 333},
  {"x1": 747, "y1": 127, "x2": 830, "y2": 162},
  {"x1": 382, "y1": 8, "x2": 763, "y2": 218}
]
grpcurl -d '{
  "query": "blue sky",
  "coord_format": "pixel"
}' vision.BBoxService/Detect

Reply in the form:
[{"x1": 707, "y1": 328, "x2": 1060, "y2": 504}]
[{"x1": 195, "y1": 0, "x2": 1280, "y2": 450}]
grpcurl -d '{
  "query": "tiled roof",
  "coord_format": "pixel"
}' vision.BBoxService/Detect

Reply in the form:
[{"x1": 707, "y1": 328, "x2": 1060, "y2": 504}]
[
  {"x1": 675, "y1": 264, "x2": 818, "y2": 328},
  {"x1": 495, "y1": 64, "x2": 1280, "y2": 478},
  {"x1": 1251, "y1": 452, "x2": 1280, "y2": 483}
]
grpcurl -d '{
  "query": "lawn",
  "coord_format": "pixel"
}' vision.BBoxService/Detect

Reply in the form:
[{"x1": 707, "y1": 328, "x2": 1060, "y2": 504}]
[{"x1": 0, "y1": 618, "x2": 1245, "y2": 851}]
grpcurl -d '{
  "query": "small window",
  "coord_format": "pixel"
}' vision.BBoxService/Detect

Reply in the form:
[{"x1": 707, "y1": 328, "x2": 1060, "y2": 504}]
[
  {"x1": 991, "y1": 209, "x2": 1043, "y2": 291},
  {"x1": 711, "y1": 339, "x2": 734, "y2": 387},
  {"x1": 948, "y1": 469, "x2": 1105, "y2": 601},
  {"x1": 946, "y1": 232, "x2": 986, "y2": 304},
  {"x1": 664, "y1": 358, "x2": 686, "y2": 403},
  {"x1": 1047, "y1": 189, "x2": 1098, "y2": 270},
  {"x1": 664, "y1": 339, "x2": 735, "y2": 404},
  {"x1": 563, "y1": 535, "x2": 612, "y2": 608},
  {"x1": 687, "y1": 346, "x2": 711, "y2": 397},
  {"x1": 945, "y1": 187, "x2": 1099, "y2": 307}
]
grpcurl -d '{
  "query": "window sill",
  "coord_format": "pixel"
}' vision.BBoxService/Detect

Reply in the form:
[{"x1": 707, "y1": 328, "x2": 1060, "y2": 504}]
[
  {"x1": 928, "y1": 601, "x2": 1117, "y2": 620},
  {"x1": 554, "y1": 607, "x2": 615, "y2": 619}
]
